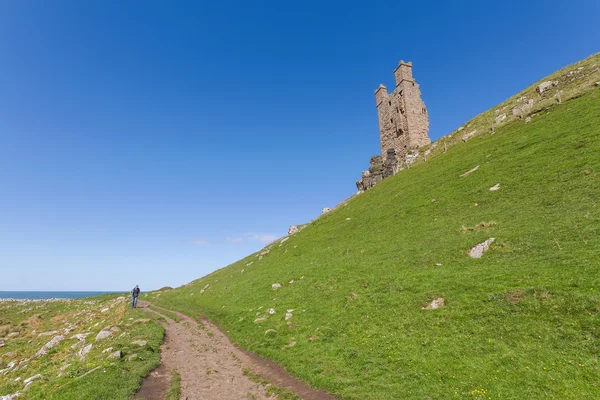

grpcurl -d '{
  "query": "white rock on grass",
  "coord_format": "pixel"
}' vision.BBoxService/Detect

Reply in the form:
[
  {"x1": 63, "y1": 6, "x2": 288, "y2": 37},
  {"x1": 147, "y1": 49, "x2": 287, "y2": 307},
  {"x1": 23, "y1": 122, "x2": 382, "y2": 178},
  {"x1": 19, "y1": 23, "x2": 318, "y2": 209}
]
[
  {"x1": 102, "y1": 347, "x2": 113, "y2": 354},
  {"x1": 271, "y1": 283, "x2": 282, "y2": 290},
  {"x1": 95, "y1": 330, "x2": 112, "y2": 341},
  {"x1": 489, "y1": 183, "x2": 501, "y2": 191},
  {"x1": 79, "y1": 344, "x2": 92, "y2": 358},
  {"x1": 38, "y1": 330, "x2": 58, "y2": 337},
  {"x1": 131, "y1": 340, "x2": 147, "y2": 347},
  {"x1": 100, "y1": 308, "x2": 110, "y2": 313},
  {"x1": 35, "y1": 336, "x2": 65, "y2": 357},
  {"x1": 71, "y1": 333, "x2": 91, "y2": 341},
  {"x1": 422, "y1": 297, "x2": 445, "y2": 310},
  {"x1": 285, "y1": 312, "x2": 293, "y2": 321},
  {"x1": 107, "y1": 350, "x2": 122, "y2": 359},
  {"x1": 268, "y1": 308, "x2": 276, "y2": 315},
  {"x1": 469, "y1": 238, "x2": 495, "y2": 259},
  {"x1": 0, "y1": 392, "x2": 21, "y2": 400},
  {"x1": 24, "y1": 373, "x2": 42, "y2": 385}
]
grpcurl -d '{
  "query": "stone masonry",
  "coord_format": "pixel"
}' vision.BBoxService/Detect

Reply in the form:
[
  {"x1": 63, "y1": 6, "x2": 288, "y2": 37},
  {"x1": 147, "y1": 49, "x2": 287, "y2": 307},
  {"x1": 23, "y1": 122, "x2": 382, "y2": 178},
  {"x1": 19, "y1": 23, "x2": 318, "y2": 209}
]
[{"x1": 357, "y1": 61, "x2": 430, "y2": 191}]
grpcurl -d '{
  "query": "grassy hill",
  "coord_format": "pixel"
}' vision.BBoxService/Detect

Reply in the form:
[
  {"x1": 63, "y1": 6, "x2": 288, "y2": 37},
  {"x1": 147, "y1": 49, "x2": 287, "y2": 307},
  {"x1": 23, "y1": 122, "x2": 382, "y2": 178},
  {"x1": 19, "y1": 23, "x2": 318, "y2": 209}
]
[{"x1": 150, "y1": 54, "x2": 600, "y2": 399}]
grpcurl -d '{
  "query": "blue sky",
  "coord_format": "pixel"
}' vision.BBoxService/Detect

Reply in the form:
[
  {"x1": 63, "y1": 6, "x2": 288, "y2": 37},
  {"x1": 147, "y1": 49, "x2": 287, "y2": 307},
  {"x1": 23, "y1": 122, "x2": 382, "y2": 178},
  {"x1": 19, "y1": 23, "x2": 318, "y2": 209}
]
[{"x1": 0, "y1": 1, "x2": 598, "y2": 291}]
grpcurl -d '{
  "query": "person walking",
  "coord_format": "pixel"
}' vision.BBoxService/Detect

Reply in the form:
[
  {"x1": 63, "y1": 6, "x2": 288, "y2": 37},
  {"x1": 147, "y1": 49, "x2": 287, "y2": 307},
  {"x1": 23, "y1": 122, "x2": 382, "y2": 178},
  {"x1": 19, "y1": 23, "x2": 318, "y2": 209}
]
[{"x1": 131, "y1": 285, "x2": 140, "y2": 308}]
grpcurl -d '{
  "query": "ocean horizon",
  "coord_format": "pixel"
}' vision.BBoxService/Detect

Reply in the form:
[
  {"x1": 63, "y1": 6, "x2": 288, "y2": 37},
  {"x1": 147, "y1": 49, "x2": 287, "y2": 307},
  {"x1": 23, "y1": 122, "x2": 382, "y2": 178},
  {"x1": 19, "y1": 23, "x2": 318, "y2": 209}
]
[{"x1": 0, "y1": 291, "x2": 125, "y2": 300}]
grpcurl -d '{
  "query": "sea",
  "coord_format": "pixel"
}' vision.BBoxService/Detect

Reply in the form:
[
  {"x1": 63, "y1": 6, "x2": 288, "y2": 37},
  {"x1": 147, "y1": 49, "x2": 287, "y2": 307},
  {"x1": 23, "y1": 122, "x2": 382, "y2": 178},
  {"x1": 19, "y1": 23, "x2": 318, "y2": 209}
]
[{"x1": 0, "y1": 291, "x2": 123, "y2": 300}]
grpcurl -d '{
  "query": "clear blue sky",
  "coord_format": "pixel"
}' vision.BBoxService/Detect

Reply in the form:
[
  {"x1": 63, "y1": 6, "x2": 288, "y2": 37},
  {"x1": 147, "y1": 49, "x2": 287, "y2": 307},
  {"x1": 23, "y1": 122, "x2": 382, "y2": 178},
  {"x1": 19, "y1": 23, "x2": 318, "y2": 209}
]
[{"x1": 1, "y1": 1, "x2": 598, "y2": 291}]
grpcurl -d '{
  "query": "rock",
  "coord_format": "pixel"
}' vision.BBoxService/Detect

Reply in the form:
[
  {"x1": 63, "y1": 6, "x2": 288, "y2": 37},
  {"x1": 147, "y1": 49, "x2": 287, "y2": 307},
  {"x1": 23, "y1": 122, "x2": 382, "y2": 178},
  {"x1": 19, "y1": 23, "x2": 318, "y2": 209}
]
[
  {"x1": 23, "y1": 374, "x2": 42, "y2": 385},
  {"x1": 288, "y1": 280, "x2": 295, "y2": 284},
  {"x1": 469, "y1": 238, "x2": 495, "y2": 259},
  {"x1": 107, "y1": 350, "x2": 122, "y2": 359},
  {"x1": 494, "y1": 113, "x2": 506, "y2": 124},
  {"x1": 346, "y1": 218, "x2": 351, "y2": 221},
  {"x1": 7, "y1": 332, "x2": 19, "y2": 338},
  {"x1": 462, "y1": 130, "x2": 477, "y2": 142},
  {"x1": 100, "y1": 308, "x2": 110, "y2": 313},
  {"x1": 0, "y1": 338, "x2": 4, "y2": 348},
  {"x1": 489, "y1": 184, "x2": 501, "y2": 191},
  {"x1": 35, "y1": 336, "x2": 65, "y2": 357},
  {"x1": 536, "y1": 80, "x2": 557, "y2": 94},
  {"x1": 264, "y1": 329, "x2": 277, "y2": 336},
  {"x1": 79, "y1": 344, "x2": 92, "y2": 358},
  {"x1": 284, "y1": 341, "x2": 296, "y2": 348},
  {"x1": 267, "y1": 308, "x2": 276, "y2": 315},
  {"x1": 38, "y1": 330, "x2": 58, "y2": 337},
  {"x1": 0, "y1": 393, "x2": 21, "y2": 400},
  {"x1": 322, "y1": 208, "x2": 331, "y2": 214},
  {"x1": 109, "y1": 326, "x2": 121, "y2": 333},
  {"x1": 595, "y1": 82, "x2": 600, "y2": 87},
  {"x1": 254, "y1": 317, "x2": 267, "y2": 323},
  {"x1": 525, "y1": 116, "x2": 531, "y2": 123},
  {"x1": 285, "y1": 312, "x2": 293, "y2": 321},
  {"x1": 131, "y1": 340, "x2": 147, "y2": 347},
  {"x1": 71, "y1": 333, "x2": 91, "y2": 341},
  {"x1": 460, "y1": 165, "x2": 480, "y2": 177},
  {"x1": 126, "y1": 353, "x2": 138, "y2": 361},
  {"x1": 279, "y1": 237, "x2": 289, "y2": 246},
  {"x1": 271, "y1": 283, "x2": 282, "y2": 290},
  {"x1": 95, "y1": 330, "x2": 112, "y2": 341},
  {"x1": 422, "y1": 297, "x2": 445, "y2": 310},
  {"x1": 288, "y1": 225, "x2": 299, "y2": 235},
  {"x1": 59, "y1": 364, "x2": 71, "y2": 372}
]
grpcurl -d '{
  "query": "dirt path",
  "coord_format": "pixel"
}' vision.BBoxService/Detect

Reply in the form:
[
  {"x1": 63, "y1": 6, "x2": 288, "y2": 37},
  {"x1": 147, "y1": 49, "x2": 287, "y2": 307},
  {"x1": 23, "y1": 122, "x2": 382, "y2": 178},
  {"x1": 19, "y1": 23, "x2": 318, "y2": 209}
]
[{"x1": 135, "y1": 302, "x2": 336, "y2": 400}]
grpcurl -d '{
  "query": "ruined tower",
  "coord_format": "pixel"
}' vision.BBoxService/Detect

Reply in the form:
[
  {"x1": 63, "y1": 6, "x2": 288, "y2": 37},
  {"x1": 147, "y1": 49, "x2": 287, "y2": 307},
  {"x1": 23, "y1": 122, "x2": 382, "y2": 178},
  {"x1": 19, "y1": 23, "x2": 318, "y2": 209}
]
[
  {"x1": 374, "y1": 61, "x2": 430, "y2": 160},
  {"x1": 356, "y1": 61, "x2": 430, "y2": 192}
]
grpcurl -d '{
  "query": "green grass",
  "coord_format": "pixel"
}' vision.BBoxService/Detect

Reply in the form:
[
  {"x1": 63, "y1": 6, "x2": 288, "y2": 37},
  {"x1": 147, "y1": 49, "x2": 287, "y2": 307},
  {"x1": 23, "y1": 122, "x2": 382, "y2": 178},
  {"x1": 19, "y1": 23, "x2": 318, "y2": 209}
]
[
  {"x1": 0, "y1": 296, "x2": 164, "y2": 399},
  {"x1": 166, "y1": 371, "x2": 181, "y2": 400},
  {"x1": 149, "y1": 305, "x2": 180, "y2": 322},
  {"x1": 149, "y1": 60, "x2": 600, "y2": 399}
]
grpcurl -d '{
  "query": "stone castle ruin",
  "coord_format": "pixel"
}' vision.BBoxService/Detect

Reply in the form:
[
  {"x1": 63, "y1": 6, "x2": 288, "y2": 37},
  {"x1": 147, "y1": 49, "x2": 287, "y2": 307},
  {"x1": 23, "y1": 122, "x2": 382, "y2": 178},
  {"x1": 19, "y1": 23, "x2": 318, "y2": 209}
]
[{"x1": 357, "y1": 61, "x2": 430, "y2": 191}]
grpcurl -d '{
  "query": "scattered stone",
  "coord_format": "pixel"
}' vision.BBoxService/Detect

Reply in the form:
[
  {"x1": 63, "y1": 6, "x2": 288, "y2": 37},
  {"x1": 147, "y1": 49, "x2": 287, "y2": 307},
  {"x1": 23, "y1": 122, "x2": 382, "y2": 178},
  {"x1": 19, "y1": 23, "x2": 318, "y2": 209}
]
[
  {"x1": 0, "y1": 393, "x2": 21, "y2": 400},
  {"x1": 38, "y1": 330, "x2": 58, "y2": 337},
  {"x1": 288, "y1": 280, "x2": 295, "y2": 284},
  {"x1": 131, "y1": 340, "x2": 147, "y2": 347},
  {"x1": 35, "y1": 336, "x2": 65, "y2": 357},
  {"x1": 200, "y1": 284, "x2": 210, "y2": 294},
  {"x1": 71, "y1": 333, "x2": 91, "y2": 341},
  {"x1": 284, "y1": 341, "x2": 296, "y2": 349},
  {"x1": 595, "y1": 82, "x2": 600, "y2": 87},
  {"x1": 288, "y1": 225, "x2": 299, "y2": 235},
  {"x1": 462, "y1": 130, "x2": 477, "y2": 142},
  {"x1": 322, "y1": 208, "x2": 331, "y2": 214},
  {"x1": 285, "y1": 312, "x2": 293, "y2": 321},
  {"x1": 536, "y1": 80, "x2": 558, "y2": 94},
  {"x1": 494, "y1": 113, "x2": 507, "y2": 124},
  {"x1": 346, "y1": 218, "x2": 351, "y2": 221},
  {"x1": 107, "y1": 350, "x2": 122, "y2": 359},
  {"x1": 422, "y1": 297, "x2": 445, "y2": 310},
  {"x1": 271, "y1": 283, "x2": 282, "y2": 290},
  {"x1": 435, "y1": 263, "x2": 443, "y2": 267},
  {"x1": 264, "y1": 329, "x2": 277, "y2": 336},
  {"x1": 254, "y1": 317, "x2": 267, "y2": 323},
  {"x1": 0, "y1": 338, "x2": 4, "y2": 348},
  {"x1": 469, "y1": 238, "x2": 496, "y2": 259},
  {"x1": 102, "y1": 347, "x2": 113, "y2": 354},
  {"x1": 459, "y1": 165, "x2": 480, "y2": 177},
  {"x1": 7, "y1": 332, "x2": 19, "y2": 339},
  {"x1": 489, "y1": 184, "x2": 501, "y2": 191},
  {"x1": 100, "y1": 308, "x2": 110, "y2": 313},
  {"x1": 95, "y1": 330, "x2": 112, "y2": 341},
  {"x1": 525, "y1": 116, "x2": 531, "y2": 123},
  {"x1": 79, "y1": 344, "x2": 93, "y2": 358},
  {"x1": 267, "y1": 308, "x2": 276, "y2": 315},
  {"x1": 23, "y1": 374, "x2": 42, "y2": 385},
  {"x1": 59, "y1": 364, "x2": 71, "y2": 373},
  {"x1": 279, "y1": 237, "x2": 289, "y2": 246}
]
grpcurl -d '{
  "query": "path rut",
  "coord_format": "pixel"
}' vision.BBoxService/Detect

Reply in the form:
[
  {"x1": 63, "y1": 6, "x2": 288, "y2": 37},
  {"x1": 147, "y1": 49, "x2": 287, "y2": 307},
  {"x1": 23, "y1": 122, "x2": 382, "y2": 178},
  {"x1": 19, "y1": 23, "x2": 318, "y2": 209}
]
[{"x1": 135, "y1": 302, "x2": 336, "y2": 400}]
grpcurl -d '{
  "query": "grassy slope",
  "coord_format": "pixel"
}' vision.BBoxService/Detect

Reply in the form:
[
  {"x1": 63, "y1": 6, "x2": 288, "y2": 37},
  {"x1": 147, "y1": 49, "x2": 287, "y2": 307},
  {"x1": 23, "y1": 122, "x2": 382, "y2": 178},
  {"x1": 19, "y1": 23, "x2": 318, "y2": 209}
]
[
  {"x1": 0, "y1": 296, "x2": 163, "y2": 399},
  {"x1": 151, "y1": 60, "x2": 600, "y2": 399}
]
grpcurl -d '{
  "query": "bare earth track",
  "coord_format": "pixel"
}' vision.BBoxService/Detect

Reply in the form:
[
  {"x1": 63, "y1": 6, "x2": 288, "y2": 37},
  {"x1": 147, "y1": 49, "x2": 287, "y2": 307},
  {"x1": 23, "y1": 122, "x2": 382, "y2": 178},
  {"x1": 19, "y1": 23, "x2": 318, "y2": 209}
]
[{"x1": 134, "y1": 302, "x2": 336, "y2": 400}]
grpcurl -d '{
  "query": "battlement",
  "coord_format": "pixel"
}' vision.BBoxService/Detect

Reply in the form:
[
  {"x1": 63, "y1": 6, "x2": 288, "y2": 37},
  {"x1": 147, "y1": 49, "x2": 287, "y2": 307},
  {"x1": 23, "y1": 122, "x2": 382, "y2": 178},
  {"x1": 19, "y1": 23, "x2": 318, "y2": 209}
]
[{"x1": 394, "y1": 60, "x2": 414, "y2": 85}]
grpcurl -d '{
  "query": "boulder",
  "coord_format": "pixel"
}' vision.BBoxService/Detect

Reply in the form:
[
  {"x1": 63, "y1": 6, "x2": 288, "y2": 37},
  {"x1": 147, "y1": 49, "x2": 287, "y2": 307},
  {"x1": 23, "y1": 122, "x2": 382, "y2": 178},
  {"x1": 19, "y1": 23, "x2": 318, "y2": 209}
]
[
  {"x1": 79, "y1": 344, "x2": 92, "y2": 358},
  {"x1": 536, "y1": 80, "x2": 557, "y2": 94},
  {"x1": 462, "y1": 130, "x2": 477, "y2": 142},
  {"x1": 24, "y1": 373, "x2": 42, "y2": 385},
  {"x1": 271, "y1": 283, "x2": 282, "y2": 290},
  {"x1": 35, "y1": 336, "x2": 65, "y2": 357},
  {"x1": 422, "y1": 297, "x2": 445, "y2": 310},
  {"x1": 469, "y1": 238, "x2": 495, "y2": 259},
  {"x1": 322, "y1": 207, "x2": 331, "y2": 214},
  {"x1": 107, "y1": 350, "x2": 122, "y2": 359},
  {"x1": 95, "y1": 330, "x2": 112, "y2": 341},
  {"x1": 288, "y1": 225, "x2": 299, "y2": 235},
  {"x1": 489, "y1": 184, "x2": 501, "y2": 191}
]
